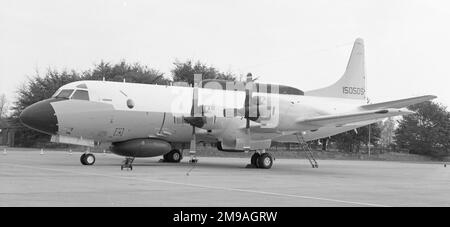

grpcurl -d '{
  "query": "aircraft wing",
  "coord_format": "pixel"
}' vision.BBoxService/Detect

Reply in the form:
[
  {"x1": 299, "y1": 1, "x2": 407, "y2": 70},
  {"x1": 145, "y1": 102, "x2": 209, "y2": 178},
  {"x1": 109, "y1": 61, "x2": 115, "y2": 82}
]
[
  {"x1": 296, "y1": 108, "x2": 414, "y2": 127},
  {"x1": 359, "y1": 95, "x2": 436, "y2": 110}
]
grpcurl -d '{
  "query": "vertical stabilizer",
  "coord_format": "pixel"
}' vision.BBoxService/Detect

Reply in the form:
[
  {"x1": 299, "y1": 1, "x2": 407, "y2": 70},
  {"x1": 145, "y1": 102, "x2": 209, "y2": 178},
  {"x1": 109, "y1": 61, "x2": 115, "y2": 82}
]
[{"x1": 306, "y1": 38, "x2": 366, "y2": 100}]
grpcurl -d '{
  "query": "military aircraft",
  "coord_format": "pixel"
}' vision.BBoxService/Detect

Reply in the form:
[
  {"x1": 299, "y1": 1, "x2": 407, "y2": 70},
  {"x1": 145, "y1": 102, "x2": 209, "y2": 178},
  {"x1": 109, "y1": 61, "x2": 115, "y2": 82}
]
[{"x1": 20, "y1": 38, "x2": 436, "y2": 169}]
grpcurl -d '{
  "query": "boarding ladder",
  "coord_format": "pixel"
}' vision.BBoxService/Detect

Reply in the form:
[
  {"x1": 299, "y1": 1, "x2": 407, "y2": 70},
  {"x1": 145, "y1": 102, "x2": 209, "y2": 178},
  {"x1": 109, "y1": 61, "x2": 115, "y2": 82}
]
[{"x1": 296, "y1": 134, "x2": 319, "y2": 168}]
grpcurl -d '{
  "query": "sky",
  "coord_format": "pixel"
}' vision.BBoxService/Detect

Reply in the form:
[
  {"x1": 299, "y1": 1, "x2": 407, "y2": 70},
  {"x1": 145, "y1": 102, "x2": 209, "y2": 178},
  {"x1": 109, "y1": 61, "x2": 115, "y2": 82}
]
[{"x1": 1, "y1": 0, "x2": 450, "y2": 109}]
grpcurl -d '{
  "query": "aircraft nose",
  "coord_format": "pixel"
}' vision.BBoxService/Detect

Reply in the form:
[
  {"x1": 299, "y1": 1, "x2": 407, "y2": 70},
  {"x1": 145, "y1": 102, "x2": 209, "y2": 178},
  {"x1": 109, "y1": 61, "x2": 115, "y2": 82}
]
[{"x1": 20, "y1": 99, "x2": 58, "y2": 135}]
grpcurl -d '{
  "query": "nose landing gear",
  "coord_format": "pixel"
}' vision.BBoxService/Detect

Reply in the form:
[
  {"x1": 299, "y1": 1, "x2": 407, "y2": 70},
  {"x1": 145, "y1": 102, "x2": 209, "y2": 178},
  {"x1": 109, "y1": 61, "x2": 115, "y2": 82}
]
[{"x1": 121, "y1": 157, "x2": 135, "y2": 171}]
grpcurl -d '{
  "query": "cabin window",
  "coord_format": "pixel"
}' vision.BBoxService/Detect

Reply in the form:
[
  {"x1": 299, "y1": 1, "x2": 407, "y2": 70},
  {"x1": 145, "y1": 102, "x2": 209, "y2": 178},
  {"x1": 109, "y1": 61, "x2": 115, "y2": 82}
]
[
  {"x1": 71, "y1": 90, "x2": 90, "y2": 100},
  {"x1": 55, "y1": 89, "x2": 74, "y2": 99}
]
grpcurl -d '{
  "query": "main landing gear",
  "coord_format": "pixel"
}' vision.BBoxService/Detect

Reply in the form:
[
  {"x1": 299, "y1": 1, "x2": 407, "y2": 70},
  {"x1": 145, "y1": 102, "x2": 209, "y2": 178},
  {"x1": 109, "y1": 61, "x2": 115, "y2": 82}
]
[
  {"x1": 250, "y1": 152, "x2": 274, "y2": 169},
  {"x1": 163, "y1": 149, "x2": 183, "y2": 163},
  {"x1": 80, "y1": 153, "x2": 96, "y2": 165}
]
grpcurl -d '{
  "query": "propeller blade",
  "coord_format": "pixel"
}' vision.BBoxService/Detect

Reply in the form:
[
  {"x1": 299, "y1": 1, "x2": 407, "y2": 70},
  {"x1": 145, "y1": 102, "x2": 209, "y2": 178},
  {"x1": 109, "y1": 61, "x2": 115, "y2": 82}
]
[
  {"x1": 246, "y1": 73, "x2": 253, "y2": 83},
  {"x1": 190, "y1": 127, "x2": 196, "y2": 154},
  {"x1": 244, "y1": 73, "x2": 255, "y2": 150},
  {"x1": 188, "y1": 74, "x2": 202, "y2": 163},
  {"x1": 245, "y1": 73, "x2": 253, "y2": 128}
]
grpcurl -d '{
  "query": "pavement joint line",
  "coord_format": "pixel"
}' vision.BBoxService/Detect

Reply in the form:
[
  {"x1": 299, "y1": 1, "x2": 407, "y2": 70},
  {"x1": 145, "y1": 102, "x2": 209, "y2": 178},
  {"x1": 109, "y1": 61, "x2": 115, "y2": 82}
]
[{"x1": 3, "y1": 163, "x2": 390, "y2": 207}]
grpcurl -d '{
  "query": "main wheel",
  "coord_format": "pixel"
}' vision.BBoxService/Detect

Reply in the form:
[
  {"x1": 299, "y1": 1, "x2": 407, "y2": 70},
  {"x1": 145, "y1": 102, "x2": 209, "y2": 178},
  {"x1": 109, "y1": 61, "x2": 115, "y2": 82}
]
[
  {"x1": 164, "y1": 149, "x2": 182, "y2": 163},
  {"x1": 80, "y1": 154, "x2": 87, "y2": 165},
  {"x1": 80, "y1": 153, "x2": 95, "y2": 165},
  {"x1": 251, "y1": 153, "x2": 260, "y2": 167},
  {"x1": 257, "y1": 153, "x2": 273, "y2": 169}
]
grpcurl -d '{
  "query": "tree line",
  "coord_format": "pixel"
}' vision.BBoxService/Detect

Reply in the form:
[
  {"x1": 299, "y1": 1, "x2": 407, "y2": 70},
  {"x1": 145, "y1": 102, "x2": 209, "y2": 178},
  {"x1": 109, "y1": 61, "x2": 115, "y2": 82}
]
[
  {"x1": 7, "y1": 60, "x2": 237, "y2": 147},
  {"x1": 2, "y1": 60, "x2": 449, "y2": 158}
]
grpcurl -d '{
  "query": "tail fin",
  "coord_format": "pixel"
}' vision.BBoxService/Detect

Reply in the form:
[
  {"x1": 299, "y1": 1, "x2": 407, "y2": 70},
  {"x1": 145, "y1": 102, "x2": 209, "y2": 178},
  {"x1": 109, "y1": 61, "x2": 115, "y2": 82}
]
[{"x1": 306, "y1": 38, "x2": 366, "y2": 100}]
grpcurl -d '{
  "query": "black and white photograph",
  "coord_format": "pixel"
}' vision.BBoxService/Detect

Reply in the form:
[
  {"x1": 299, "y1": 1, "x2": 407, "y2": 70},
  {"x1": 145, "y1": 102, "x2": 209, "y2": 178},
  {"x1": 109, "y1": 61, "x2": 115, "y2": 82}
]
[{"x1": 1, "y1": 0, "x2": 450, "y2": 215}]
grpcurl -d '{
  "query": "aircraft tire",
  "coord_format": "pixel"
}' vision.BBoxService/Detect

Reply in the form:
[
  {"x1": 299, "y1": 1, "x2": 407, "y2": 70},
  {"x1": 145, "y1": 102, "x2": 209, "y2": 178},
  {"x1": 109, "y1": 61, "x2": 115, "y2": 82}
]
[
  {"x1": 251, "y1": 153, "x2": 260, "y2": 167},
  {"x1": 257, "y1": 153, "x2": 273, "y2": 169},
  {"x1": 80, "y1": 154, "x2": 87, "y2": 165},
  {"x1": 165, "y1": 149, "x2": 182, "y2": 163},
  {"x1": 80, "y1": 153, "x2": 95, "y2": 165}
]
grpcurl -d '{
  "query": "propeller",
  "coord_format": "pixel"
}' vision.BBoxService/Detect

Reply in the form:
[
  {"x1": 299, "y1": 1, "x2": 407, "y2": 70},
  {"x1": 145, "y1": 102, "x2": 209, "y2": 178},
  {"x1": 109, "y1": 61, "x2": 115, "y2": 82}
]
[
  {"x1": 243, "y1": 73, "x2": 259, "y2": 150},
  {"x1": 185, "y1": 73, "x2": 258, "y2": 157},
  {"x1": 188, "y1": 73, "x2": 202, "y2": 163}
]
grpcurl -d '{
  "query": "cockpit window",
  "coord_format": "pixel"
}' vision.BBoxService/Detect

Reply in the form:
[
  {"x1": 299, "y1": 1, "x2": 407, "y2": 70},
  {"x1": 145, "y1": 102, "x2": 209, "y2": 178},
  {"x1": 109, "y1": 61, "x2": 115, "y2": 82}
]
[
  {"x1": 76, "y1": 83, "x2": 88, "y2": 89},
  {"x1": 51, "y1": 89, "x2": 61, "y2": 97},
  {"x1": 55, "y1": 89, "x2": 74, "y2": 99},
  {"x1": 71, "y1": 90, "x2": 90, "y2": 101}
]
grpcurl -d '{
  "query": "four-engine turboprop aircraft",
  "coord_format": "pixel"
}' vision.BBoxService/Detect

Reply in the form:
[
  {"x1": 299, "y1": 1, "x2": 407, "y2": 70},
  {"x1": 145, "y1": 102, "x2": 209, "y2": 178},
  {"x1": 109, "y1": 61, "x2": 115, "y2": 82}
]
[{"x1": 20, "y1": 38, "x2": 436, "y2": 169}]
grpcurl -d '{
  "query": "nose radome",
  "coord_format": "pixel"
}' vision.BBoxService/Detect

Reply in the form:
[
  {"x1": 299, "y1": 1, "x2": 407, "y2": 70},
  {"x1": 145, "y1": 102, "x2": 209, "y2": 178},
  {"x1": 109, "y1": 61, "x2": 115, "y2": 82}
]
[{"x1": 20, "y1": 99, "x2": 58, "y2": 135}]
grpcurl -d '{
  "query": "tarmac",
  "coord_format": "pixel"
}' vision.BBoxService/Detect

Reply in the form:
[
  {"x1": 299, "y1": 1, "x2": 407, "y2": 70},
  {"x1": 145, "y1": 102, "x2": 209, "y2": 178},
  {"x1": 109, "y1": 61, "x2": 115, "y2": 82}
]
[{"x1": 1, "y1": 149, "x2": 449, "y2": 207}]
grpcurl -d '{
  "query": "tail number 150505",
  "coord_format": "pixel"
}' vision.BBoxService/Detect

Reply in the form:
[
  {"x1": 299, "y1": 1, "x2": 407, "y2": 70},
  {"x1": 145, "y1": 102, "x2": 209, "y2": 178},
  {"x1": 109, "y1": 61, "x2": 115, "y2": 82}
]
[{"x1": 343, "y1": 87, "x2": 365, "y2": 95}]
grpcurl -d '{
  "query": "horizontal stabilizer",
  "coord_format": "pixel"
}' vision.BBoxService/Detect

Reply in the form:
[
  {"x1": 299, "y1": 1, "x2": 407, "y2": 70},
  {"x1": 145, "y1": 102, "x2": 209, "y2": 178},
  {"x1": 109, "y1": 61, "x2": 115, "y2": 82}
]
[
  {"x1": 296, "y1": 108, "x2": 414, "y2": 127},
  {"x1": 360, "y1": 95, "x2": 437, "y2": 110}
]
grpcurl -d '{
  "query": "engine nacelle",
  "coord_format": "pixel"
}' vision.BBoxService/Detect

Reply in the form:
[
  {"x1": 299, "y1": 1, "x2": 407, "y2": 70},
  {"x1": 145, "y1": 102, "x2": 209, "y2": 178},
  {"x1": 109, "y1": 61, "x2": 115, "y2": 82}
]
[{"x1": 110, "y1": 138, "x2": 171, "y2": 157}]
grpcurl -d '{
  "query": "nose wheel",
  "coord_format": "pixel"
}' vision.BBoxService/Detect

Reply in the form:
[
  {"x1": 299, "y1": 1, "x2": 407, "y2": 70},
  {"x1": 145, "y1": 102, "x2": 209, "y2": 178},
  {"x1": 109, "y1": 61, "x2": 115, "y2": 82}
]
[{"x1": 80, "y1": 153, "x2": 96, "y2": 165}]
